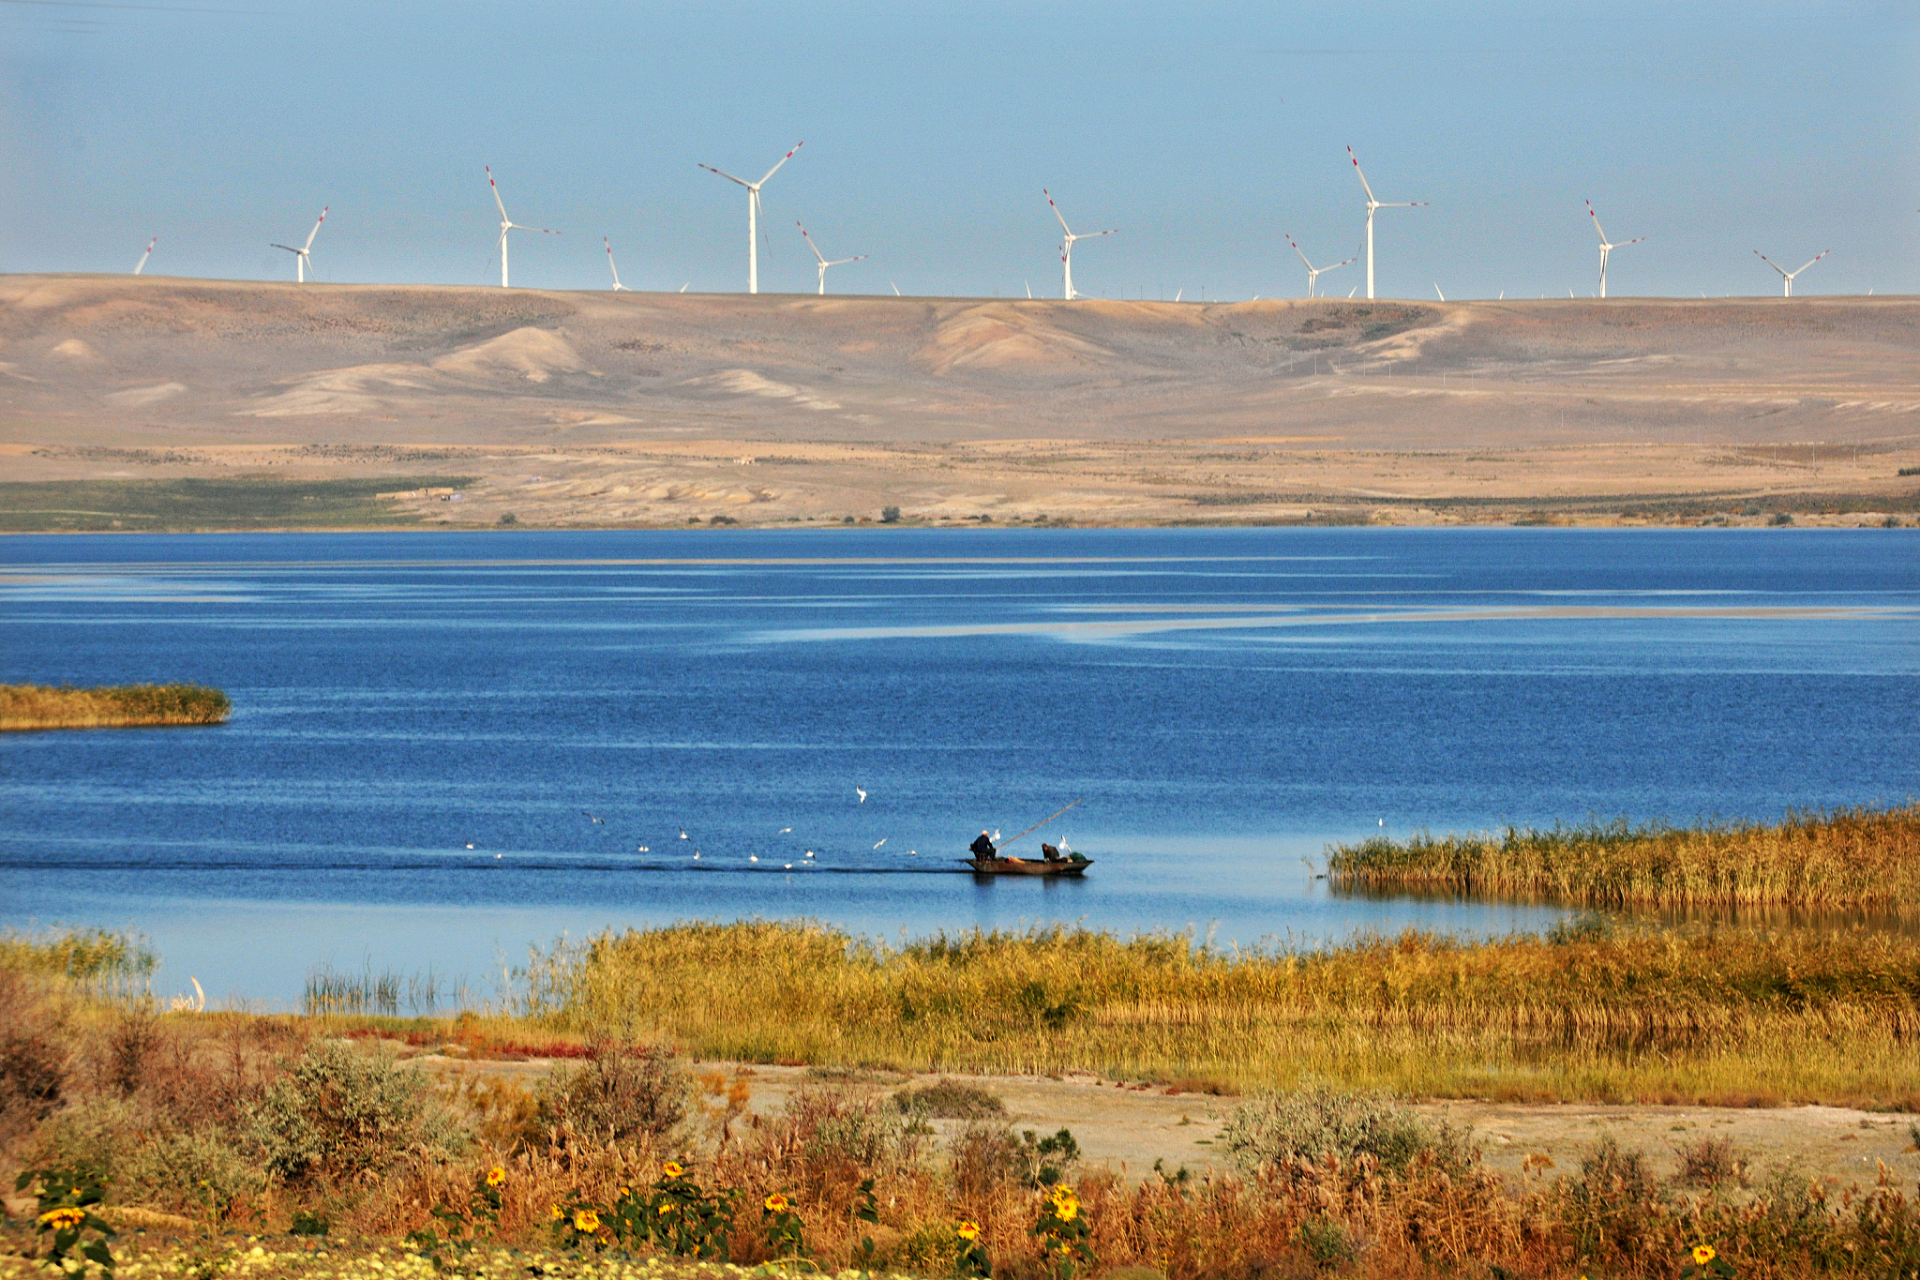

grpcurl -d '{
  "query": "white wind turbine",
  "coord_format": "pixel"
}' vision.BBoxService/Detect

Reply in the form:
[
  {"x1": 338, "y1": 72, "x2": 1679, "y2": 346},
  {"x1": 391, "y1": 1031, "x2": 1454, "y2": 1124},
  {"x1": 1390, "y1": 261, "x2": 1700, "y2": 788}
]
[
  {"x1": 796, "y1": 221, "x2": 866, "y2": 295},
  {"x1": 699, "y1": 142, "x2": 804, "y2": 294},
  {"x1": 486, "y1": 167, "x2": 558, "y2": 289},
  {"x1": 1285, "y1": 233, "x2": 1355, "y2": 298},
  {"x1": 604, "y1": 237, "x2": 626, "y2": 291},
  {"x1": 1755, "y1": 248, "x2": 1829, "y2": 298},
  {"x1": 1586, "y1": 201, "x2": 1644, "y2": 298},
  {"x1": 270, "y1": 207, "x2": 327, "y2": 283},
  {"x1": 133, "y1": 237, "x2": 157, "y2": 275},
  {"x1": 1045, "y1": 189, "x2": 1116, "y2": 300},
  {"x1": 1347, "y1": 147, "x2": 1426, "y2": 299}
]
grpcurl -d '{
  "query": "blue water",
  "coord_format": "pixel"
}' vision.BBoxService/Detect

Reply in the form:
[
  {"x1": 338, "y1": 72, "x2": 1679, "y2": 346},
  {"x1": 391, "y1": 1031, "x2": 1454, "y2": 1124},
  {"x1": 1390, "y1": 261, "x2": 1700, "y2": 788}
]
[{"x1": 2, "y1": 527, "x2": 1915, "y2": 1007}]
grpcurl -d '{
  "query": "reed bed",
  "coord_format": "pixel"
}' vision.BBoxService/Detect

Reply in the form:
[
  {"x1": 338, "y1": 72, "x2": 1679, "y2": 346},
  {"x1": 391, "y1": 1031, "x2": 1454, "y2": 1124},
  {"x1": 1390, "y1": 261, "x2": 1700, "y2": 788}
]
[
  {"x1": 1327, "y1": 805, "x2": 1920, "y2": 910},
  {"x1": 520, "y1": 919, "x2": 1920, "y2": 1108},
  {"x1": 0, "y1": 682, "x2": 230, "y2": 730},
  {"x1": 0, "y1": 926, "x2": 156, "y2": 1001}
]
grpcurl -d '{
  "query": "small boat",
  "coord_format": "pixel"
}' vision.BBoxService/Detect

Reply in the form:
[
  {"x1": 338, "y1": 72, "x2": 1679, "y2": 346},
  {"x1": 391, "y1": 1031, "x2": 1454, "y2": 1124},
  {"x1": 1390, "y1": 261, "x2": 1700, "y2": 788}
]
[{"x1": 963, "y1": 852, "x2": 1093, "y2": 877}]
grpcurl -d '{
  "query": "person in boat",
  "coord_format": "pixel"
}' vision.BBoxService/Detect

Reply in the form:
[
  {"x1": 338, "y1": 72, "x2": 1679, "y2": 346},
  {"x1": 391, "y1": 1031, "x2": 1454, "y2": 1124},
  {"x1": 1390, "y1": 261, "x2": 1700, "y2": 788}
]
[
  {"x1": 1041, "y1": 842, "x2": 1062, "y2": 862},
  {"x1": 970, "y1": 830, "x2": 997, "y2": 860}
]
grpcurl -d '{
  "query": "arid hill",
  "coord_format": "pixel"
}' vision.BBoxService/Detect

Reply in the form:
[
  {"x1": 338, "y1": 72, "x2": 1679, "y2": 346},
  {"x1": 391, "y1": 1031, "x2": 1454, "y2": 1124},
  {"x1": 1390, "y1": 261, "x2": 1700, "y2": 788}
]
[{"x1": 2, "y1": 274, "x2": 1916, "y2": 527}]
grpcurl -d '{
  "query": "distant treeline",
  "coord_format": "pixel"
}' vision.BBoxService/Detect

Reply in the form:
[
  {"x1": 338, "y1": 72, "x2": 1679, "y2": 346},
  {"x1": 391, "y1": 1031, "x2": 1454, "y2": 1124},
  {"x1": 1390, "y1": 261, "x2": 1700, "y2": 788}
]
[
  {"x1": 0, "y1": 682, "x2": 230, "y2": 730},
  {"x1": 1327, "y1": 805, "x2": 1920, "y2": 910}
]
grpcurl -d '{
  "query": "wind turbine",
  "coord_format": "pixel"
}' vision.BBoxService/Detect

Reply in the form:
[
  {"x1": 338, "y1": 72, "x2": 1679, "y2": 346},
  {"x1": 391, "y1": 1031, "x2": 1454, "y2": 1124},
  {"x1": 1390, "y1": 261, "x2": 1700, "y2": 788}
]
[
  {"x1": 270, "y1": 207, "x2": 327, "y2": 283},
  {"x1": 1586, "y1": 201, "x2": 1644, "y2": 298},
  {"x1": 1755, "y1": 248, "x2": 1829, "y2": 297},
  {"x1": 698, "y1": 142, "x2": 804, "y2": 294},
  {"x1": 604, "y1": 236, "x2": 625, "y2": 291},
  {"x1": 132, "y1": 237, "x2": 157, "y2": 275},
  {"x1": 1347, "y1": 147, "x2": 1426, "y2": 299},
  {"x1": 486, "y1": 167, "x2": 557, "y2": 289},
  {"x1": 796, "y1": 222, "x2": 866, "y2": 295},
  {"x1": 1044, "y1": 189, "x2": 1116, "y2": 300},
  {"x1": 1284, "y1": 233, "x2": 1355, "y2": 298}
]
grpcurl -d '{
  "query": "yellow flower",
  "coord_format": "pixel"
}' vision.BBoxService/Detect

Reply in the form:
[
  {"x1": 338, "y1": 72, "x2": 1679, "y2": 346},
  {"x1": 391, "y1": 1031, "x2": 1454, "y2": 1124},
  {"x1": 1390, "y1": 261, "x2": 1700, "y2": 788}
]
[
  {"x1": 662, "y1": 1161, "x2": 686, "y2": 1179},
  {"x1": 573, "y1": 1208, "x2": 601, "y2": 1233},
  {"x1": 1692, "y1": 1245, "x2": 1717, "y2": 1266},
  {"x1": 39, "y1": 1207, "x2": 85, "y2": 1230},
  {"x1": 658, "y1": 1203, "x2": 672, "y2": 1216},
  {"x1": 956, "y1": 1221, "x2": 980, "y2": 1241},
  {"x1": 764, "y1": 1193, "x2": 790, "y2": 1214},
  {"x1": 486, "y1": 1166, "x2": 506, "y2": 1188},
  {"x1": 549, "y1": 1205, "x2": 564, "y2": 1221},
  {"x1": 1054, "y1": 1199, "x2": 1079, "y2": 1222}
]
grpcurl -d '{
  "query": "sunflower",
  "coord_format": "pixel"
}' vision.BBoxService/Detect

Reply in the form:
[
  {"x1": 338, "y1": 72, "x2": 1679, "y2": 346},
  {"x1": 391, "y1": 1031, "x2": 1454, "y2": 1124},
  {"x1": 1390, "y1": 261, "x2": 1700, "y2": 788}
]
[
  {"x1": 38, "y1": 1208, "x2": 85, "y2": 1230},
  {"x1": 573, "y1": 1208, "x2": 601, "y2": 1233},
  {"x1": 486, "y1": 1166, "x2": 507, "y2": 1188},
  {"x1": 662, "y1": 1161, "x2": 686, "y2": 1179},
  {"x1": 1692, "y1": 1245, "x2": 1717, "y2": 1266},
  {"x1": 956, "y1": 1221, "x2": 981, "y2": 1241},
  {"x1": 765, "y1": 1193, "x2": 790, "y2": 1213}
]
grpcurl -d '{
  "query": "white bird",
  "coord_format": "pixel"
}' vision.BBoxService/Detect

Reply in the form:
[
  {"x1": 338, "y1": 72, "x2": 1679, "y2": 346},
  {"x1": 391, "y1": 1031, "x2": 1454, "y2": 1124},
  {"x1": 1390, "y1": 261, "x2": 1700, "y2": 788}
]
[
  {"x1": 1379, "y1": 819, "x2": 1385, "y2": 827},
  {"x1": 856, "y1": 787, "x2": 867, "y2": 803},
  {"x1": 679, "y1": 829, "x2": 689, "y2": 839},
  {"x1": 784, "y1": 863, "x2": 793, "y2": 870},
  {"x1": 749, "y1": 854, "x2": 759, "y2": 863},
  {"x1": 778, "y1": 827, "x2": 792, "y2": 834},
  {"x1": 805, "y1": 849, "x2": 814, "y2": 858},
  {"x1": 637, "y1": 845, "x2": 649, "y2": 852},
  {"x1": 908, "y1": 850, "x2": 917, "y2": 856},
  {"x1": 465, "y1": 842, "x2": 475, "y2": 849},
  {"x1": 693, "y1": 849, "x2": 701, "y2": 860},
  {"x1": 495, "y1": 853, "x2": 502, "y2": 860},
  {"x1": 992, "y1": 829, "x2": 1000, "y2": 842},
  {"x1": 873, "y1": 838, "x2": 887, "y2": 849},
  {"x1": 584, "y1": 812, "x2": 603, "y2": 824}
]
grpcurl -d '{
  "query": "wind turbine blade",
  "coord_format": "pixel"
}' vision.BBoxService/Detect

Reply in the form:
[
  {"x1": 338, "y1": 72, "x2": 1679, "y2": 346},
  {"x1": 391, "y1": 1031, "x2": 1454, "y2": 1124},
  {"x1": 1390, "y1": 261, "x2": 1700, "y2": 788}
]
[
  {"x1": 133, "y1": 236, "x2": 156, "y2": 274},
  {"x1": 1347, "y1": 146, "x2": 1377, "y2": 203},
  {"x1": 797, "y1": 221, "x2": 828, "y2": 265},
  {"x1": 1587, "y1": 201, "x2": 1609, "y2": 245},
  {"x1": 1434, "y1": 283, "x2": 1445, "y2": 301},
  {"x1": 830, "y1": 255, "x2": 868, "y2": 266},
  {"x1": 1085, "y1": 228, "x2": 1118, "y2": 238},
  {"x1": 1754, "y1": 250, "x2": 1789, "y2": 278},
  {"x1": 699, "y1": 164, "x2": 752, "y2": 187},
  {"x1": 1044, "y1": 189, "x2": 1072, "y2": 235},
  {"x1": 755, "y1": 141, "x2": 804, "y2": 187},
  {"x1": 1622, "y1": 237, "x2": 1646, "y2": 247},
  {"x1": 486, "y1": 167, "x2": 509, "y2": 221},
  {"x1": 891, "y1": 282, "x2": 901, "y2": 296},
  {"x1": 1285, "y1": 233, "x2": 1315, "y2": 270},
  {"x1": 303, "y1": 206, "x2": 328, "y2": 252},
  {"x1": 1796, "y1": 250, "x2": 1830, "y2": 274},
  {"x1": 270, "y1": 244, "x2": 300, "y2": 254},
  {"x1": 1378, "y1": 202, "x2": 1426, "y2": 209},
  {"x1": 1330, "y1": 256, "x2": 1356, "y2": 269}
]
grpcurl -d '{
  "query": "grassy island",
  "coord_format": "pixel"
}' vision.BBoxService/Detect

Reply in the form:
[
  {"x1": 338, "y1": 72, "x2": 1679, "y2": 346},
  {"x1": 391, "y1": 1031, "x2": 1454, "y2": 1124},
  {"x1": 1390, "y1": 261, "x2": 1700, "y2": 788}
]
[
  {"x1": 0, "y1": 682, "x2": 231, "y2": 731},
  {"x1": 1326, "y1": 805, "x2": 1920, "y2": 910}
]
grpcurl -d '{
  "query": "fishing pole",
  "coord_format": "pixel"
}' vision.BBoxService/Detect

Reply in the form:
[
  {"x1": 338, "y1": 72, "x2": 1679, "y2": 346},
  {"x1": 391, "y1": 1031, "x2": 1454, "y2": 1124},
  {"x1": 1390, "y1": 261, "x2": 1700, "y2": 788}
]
[{"x1": 994, "y1": 798, "x2": 1084, "y2": 851}]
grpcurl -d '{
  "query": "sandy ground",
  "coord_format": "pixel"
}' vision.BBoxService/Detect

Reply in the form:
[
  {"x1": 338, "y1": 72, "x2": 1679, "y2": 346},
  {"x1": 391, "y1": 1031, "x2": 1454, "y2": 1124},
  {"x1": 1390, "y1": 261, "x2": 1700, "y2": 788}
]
[
  {"x1": 416, "y1": 1058, "x2": 1920, "y2": 1191},
  {"x1": 2, "y1": 275, "x2": 1916, "y2": 526}
]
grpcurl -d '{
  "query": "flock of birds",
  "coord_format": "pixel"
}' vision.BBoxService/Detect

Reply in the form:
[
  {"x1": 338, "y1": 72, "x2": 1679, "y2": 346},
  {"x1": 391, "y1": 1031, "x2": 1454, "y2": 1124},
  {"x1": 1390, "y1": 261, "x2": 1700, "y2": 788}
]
[{"x1": 461, "y1": 784, "x2": 975, "y2": 870}]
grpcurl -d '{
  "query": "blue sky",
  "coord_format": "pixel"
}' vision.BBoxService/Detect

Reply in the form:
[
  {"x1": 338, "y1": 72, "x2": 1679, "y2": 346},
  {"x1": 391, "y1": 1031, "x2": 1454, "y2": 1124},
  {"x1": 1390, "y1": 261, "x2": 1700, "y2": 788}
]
[{"x1": 2, "y1": 0, "x2": 1915, "y2": 299}]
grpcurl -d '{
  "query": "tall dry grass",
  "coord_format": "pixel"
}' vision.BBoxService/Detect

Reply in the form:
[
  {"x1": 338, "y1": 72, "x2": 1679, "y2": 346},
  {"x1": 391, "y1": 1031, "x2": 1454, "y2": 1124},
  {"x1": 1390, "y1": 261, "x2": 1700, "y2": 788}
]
[
  {"x1": 1327, "y1": 805, "x2": 1920, "y2": 910},
  {"x1": 0, "y1": 682, "x2": 230, "y2": 730},
  {"x1": 518, "y1": 919, "x2": 1920, "y2": 1108}
]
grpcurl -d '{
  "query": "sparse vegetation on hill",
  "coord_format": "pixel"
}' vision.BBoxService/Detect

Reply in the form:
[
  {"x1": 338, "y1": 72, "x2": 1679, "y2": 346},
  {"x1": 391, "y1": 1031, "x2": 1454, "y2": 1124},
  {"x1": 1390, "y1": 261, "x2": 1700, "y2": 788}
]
[
  {"x1": 0, "y1": 682, "x2": 230, "y2": 731},
  {"x1": 1326, "y1": 805, "x2": 1920, "y2": 909},
  {"x1": 0, "y1": 475, "x2": 476, "y2": 532}
]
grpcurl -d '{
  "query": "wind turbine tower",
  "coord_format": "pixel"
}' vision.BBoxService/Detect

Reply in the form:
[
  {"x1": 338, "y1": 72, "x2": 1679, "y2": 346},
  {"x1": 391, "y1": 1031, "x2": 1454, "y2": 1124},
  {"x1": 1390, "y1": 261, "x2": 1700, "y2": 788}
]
[
  {"x1": 796, "y1": 222, "x2": 867, "y2": 295},
  {"x1": 1044, "y1": 189, "x2": 1116, "y2": 300},
  {"x1": 1347, "y1": 147, "x2": 1426, "y2": 299},
  {"x1": 699, "y1": 142, "x2": 804, "y2": 294},
  {"x1": 1755, "y1": 248, "x2": 1829, "y2": 297},
  {"x1": 486, "y1": 168, "x2": 558, "y2": 289},
  {"x1": 133, "y1": 237, "x2": 158, "y2": 275},
  {"x1": 1285, "y1": 233, "x2": 1355, "y2": 298},
  {"x1": 605, "y1": 237, "x2": 626, "y2": 291},
  {"x1": 270, "y1": 207, "x2": 328, "y2": 283},
  {"x1": 1586, "y1": 201, "x2": 1644, "y2": 298}
]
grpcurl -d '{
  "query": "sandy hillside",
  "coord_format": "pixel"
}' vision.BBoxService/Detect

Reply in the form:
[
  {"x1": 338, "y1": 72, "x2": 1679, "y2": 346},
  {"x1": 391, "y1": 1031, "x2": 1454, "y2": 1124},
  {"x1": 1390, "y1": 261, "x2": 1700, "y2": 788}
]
[{"x1": 2, "y1": 274, "x2": 1916, "y2": 525}]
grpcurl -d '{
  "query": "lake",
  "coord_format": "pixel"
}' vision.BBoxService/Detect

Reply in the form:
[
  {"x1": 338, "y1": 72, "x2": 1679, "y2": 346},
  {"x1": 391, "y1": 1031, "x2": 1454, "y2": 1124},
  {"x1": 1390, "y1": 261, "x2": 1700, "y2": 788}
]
[{"x1": 2, "y1": 527, "x2": 1915, "y2": 1009}]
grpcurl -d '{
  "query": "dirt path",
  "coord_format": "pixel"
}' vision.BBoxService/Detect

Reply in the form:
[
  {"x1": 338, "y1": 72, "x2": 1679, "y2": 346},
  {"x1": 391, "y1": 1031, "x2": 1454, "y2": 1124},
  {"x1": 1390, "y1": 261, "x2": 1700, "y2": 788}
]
[{"x1": 420, "y1": 1055, "x2": 1920, "y2": 1189}]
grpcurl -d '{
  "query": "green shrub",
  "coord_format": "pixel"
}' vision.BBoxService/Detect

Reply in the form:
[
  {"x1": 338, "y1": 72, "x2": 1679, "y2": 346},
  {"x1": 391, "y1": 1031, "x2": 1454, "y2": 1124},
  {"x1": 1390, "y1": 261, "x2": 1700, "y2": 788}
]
[
  {"x1": 246, "y1": 1040, "x2": 461, "y2": 1184},
  {"x1": 891, "y1": 1079, "x2": 1006, "y2": 1119},
  {"x1": 1222, "y1": 1084, "x2": 1473, "y2": 1178}
]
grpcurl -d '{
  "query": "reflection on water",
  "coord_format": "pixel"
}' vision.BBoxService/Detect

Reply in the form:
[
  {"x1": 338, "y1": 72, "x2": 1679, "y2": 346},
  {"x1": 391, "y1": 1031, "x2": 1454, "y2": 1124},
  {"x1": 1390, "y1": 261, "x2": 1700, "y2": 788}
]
[{"x1": 2, "y1": 527, "x2": 1915, "y2": 1007}]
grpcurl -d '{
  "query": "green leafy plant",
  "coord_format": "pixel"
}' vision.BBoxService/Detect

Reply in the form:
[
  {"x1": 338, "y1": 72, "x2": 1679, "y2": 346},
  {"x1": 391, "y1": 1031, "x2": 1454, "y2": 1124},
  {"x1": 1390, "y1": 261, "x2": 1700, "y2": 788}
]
[
  {"x1": 408, "y1": 1165, "x2": 505, "y2": 1273},
  {"x1": 848, "y1": 1177, "x2": 882, "y2": 1274},
  {"x1": 757, "y1": 1191, "x2": 813, "y2": 1275},
  {"x1": 1682, "y1": 1242, "x2": 1736, "y2": 1279},
  {"x1": 1031, "y1": 1183, "x2": 1095, "y2": 1280},
  {"x1": 614, "y1": 1160, "x2": 735, "y2": 1259},
  {"x1": 16, "y1": 1166, "x2": 117, "y2": 1277},
  {"x1": 954, "y1": 1219, "x2": 993, "y2": 1279}
]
